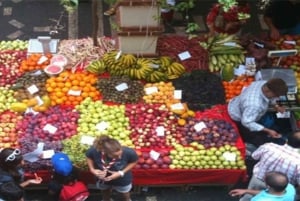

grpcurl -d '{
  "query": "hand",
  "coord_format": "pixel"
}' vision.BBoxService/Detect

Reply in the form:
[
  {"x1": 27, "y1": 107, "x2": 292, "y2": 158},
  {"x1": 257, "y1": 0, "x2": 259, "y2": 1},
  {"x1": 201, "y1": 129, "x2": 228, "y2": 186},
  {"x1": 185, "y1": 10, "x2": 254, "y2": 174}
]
[
  {"x1": 229, "y1": 189, "x2": 247, "y2": 197},
  {"x1": 103, "y1": 171, "x2": 121, "y2": 181},
  {"x1": 28, "y1": 177, "x2": 42, "y2": 184},
  {"x1": 92, "y1": 169, "x2": 107, "y2": 180},
  {"x1": 268, "y1": 129, "x2": 282, "y2": 138},
  {"x1": 275, "y1": 104, "x2": 285, "y2": 113},
  {"x1": 270, "y1": 28, "x2": 280, "y2": 40}
]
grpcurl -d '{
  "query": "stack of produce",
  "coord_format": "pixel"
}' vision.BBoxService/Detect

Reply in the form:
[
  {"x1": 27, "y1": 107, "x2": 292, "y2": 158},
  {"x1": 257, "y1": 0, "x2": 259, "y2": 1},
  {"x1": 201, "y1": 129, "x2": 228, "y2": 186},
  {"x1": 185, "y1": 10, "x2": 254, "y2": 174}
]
[
  {"x1": 157, "y1": 35, "x2": 209, "y2": 71},
  {"x1": 200, "y1": 34, "x2": 245, "y2": 80},
  {"x1": 0, "y1": 111, "x2": 22, "y2": 148},
  {"x1": 88, "y1": 51, "x2": 186, "y2": 82},
  {"x1": 0, "y1": 40, "x2": 28, "y2": 51},
  {"x1": 19, "y1": 53, "x2": 52, "y2": 73},
  {"x1": 172, "y1": 70, "x2": 226, "y2": 111},
  {"x1": 0, "y1": 87, "x2": 18, "y2": 112}
]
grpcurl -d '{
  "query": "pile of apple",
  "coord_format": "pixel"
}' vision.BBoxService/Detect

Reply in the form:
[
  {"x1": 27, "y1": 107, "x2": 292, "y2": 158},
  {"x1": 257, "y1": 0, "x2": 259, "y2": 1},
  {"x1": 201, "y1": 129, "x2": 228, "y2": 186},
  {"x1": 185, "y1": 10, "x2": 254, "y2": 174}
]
[
  {"x1": 126, "y1": 103, "x2": 180, "y2": 149},
  {"x1": 270, "y1": 35, "x2": 300, "y2": 69},
  {"x1": 16, "y1": 105, "x2": 79, "y2": 142},
  {"x1": 169, "y1": 142, "x2": 246, "y2": 170},
  {"x1": 62, "y1": 98, "x2": 132, "y2": 167},
  {"x1": 0, "y1": 40, "x2": 28, "y2": 51},
  {"x1": 0, "y1": 50, "x2": 27, "y2": 87},
  {"x1": 0, "y1": 110, "x2": 22, "y2": 148},
  {"x1": 0, "y1": 87, "x2": 18, "y2": 112},
  {"x1": 176, "y1": 117, "x2": 239, "y2": 148},
  {"x1": 135, "y1": 149, "x2": 172, "y2": 169}
]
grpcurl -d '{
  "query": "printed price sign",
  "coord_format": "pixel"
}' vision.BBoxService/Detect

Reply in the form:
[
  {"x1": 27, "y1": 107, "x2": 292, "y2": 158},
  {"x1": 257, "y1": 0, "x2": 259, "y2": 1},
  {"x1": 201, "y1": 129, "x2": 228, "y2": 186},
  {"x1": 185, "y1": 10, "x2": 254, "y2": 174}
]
[
  {"x1": 43, "y1": 124, "x2": 57, "y2": 134},
  {"x1": 150, "y1": 150, "x2": 160, "y2": 160},
  {"x1": 27, "y1": 84, "x2": 39, "y2": 94},
  {"x1": 194, "y1": 122, "x2": 207, "y2": 132}
]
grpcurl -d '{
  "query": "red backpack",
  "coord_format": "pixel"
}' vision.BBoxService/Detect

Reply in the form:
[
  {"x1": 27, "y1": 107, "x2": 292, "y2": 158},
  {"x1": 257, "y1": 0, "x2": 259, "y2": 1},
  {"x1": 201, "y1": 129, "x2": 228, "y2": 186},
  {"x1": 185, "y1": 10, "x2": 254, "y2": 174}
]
[{"x1": 59, "y1": 181, "x2": 90, "y2": 201}]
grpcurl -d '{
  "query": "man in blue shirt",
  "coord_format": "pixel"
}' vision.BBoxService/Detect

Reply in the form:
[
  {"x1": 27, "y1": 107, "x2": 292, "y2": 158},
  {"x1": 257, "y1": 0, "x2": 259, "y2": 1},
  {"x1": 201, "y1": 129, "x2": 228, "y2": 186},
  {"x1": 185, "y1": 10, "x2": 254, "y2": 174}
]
[{"x1": 229, "y1": 171, "x2": 296, "y2": 201}]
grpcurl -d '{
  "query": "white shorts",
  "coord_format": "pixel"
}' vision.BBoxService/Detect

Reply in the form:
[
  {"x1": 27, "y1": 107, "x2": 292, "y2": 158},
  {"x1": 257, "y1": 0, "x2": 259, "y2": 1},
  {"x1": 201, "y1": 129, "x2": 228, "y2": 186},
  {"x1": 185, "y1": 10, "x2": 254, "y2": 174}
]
[{"x1": 96, "y1": 181, "x2": 132, "y2": 193}]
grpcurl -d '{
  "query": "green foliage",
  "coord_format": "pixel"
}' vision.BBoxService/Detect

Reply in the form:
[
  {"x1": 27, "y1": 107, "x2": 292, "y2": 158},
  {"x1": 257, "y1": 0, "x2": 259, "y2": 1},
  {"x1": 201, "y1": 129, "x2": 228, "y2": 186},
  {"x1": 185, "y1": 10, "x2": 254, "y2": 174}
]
[{"x1": 59, "y1": 0, "x2": 78, "y2": 12}]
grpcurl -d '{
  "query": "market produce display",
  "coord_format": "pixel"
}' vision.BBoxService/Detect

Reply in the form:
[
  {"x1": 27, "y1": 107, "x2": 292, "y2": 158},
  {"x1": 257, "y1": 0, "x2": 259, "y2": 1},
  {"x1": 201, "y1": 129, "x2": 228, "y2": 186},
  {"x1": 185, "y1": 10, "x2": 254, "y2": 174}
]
[{"x1": 6, "y1": 34, "x2": 294, "y2": 185}]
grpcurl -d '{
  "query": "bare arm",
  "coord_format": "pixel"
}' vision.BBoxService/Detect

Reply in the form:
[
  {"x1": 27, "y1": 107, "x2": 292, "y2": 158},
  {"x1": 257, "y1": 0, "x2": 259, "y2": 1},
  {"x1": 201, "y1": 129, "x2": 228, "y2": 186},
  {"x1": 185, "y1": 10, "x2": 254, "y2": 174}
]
[
  {"x1": 263, "y1": 16, "x2": 280, "y2": 40},
  {"x1": 229, "y1": 188, "x2": 261, "y2": 197}
]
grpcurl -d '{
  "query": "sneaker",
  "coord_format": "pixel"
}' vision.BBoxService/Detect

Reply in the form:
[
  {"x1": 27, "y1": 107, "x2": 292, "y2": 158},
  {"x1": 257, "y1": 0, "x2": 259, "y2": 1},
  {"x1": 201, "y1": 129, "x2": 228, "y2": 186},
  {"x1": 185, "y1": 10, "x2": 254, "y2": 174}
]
[{"x1": 104, "y1": 7, "x2": 116, "y2": 16}]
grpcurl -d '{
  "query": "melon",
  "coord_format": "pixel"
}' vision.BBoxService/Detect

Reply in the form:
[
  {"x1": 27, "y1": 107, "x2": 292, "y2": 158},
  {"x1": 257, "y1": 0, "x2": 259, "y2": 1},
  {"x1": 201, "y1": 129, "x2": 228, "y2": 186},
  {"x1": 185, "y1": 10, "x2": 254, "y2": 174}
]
[
  {"x1": 50, "y1": 54, "x2": 68, "y2": 67},
  {"x1": 44, "y1": 64, "x2": 63, "y2": 75}
]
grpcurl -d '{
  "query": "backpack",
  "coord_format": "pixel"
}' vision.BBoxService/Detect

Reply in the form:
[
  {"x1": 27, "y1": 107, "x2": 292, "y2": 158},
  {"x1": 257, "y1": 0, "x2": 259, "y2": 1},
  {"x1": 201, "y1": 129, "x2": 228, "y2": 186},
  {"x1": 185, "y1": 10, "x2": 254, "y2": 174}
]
[
  {"x1": 59, "y1": 181, "x2": 89, "y2": 201},
  {"x1": 0, "y1": 170, "x2": 23, "y2": 201}
]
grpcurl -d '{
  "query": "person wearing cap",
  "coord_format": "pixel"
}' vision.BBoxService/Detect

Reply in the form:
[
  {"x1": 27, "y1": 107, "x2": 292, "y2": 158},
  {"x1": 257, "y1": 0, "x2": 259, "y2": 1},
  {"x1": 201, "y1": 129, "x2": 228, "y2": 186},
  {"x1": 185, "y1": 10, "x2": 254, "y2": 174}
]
[
  {"x1": 86, "y1": 135, "x2": 138, "y2": 201},
  {"x1": 0, "y1": 148, "x2": 42, "y2": 201},
  {"x1": 228, "y1": 78, "x2": 288, "y2": 147},
  {"x1": 229, "y1": 171, "x2": 296, "y2": 201},
  {"x1": 229, "y1": 132, "x2": 300, "y2": 201},
  {"x1": 48, "y1": 152, "x2": 79, "y2": 198}
]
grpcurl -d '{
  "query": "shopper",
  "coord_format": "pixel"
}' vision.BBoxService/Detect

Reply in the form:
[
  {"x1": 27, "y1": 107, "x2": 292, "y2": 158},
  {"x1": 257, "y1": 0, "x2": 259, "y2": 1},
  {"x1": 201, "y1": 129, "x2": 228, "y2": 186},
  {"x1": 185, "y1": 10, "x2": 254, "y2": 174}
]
[
  {"x1": 227, "y1": 78, "x2": 288, "y2": 147},
  {"x1": 86, "y1": 135, "x2": 138, "y2": 201},
  {"x1": 206, "y1": 0, "x2": 250, "y2": 35},
  {"x1": 263, "y1": 0, "x2": 300, "y2": 40},
  {"x1": 48, "y1": 152, "x2": 80, "y2": 198},
  {"x1": 0, "y1": 148, "x2": 42, "y2": 201},
  {"x1": 229, "y1": 171, "x2": 296, "y2": 201},
  {"x1": 232, "y1": 131, "x2": 300, "y2": 201}
]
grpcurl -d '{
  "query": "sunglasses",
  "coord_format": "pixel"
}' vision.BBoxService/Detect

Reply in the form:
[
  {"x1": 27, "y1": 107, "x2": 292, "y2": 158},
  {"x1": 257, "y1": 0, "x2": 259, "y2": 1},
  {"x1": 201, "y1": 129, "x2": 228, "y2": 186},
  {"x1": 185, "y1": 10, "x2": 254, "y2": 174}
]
[{"x1": 5, "y1": 149, "x2": 21, "y2": 162}]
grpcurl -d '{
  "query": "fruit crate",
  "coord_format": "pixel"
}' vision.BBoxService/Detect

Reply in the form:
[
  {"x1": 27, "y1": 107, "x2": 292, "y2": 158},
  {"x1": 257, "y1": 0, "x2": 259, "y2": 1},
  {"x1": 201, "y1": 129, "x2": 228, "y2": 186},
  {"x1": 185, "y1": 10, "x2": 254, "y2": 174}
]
[
  {"x1": 114, "y1": 28, "x2": 163, "y2": 57},
  {"x1": 116, "y1": 2, "x2": 161, "y2": 29}
]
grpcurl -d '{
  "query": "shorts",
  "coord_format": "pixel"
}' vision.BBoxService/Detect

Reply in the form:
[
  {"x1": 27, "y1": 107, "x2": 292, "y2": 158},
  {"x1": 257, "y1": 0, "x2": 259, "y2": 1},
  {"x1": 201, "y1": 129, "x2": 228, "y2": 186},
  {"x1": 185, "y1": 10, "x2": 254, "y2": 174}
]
[{"x1": 96, "y1": 181, "x2": 132, "y2": 193}]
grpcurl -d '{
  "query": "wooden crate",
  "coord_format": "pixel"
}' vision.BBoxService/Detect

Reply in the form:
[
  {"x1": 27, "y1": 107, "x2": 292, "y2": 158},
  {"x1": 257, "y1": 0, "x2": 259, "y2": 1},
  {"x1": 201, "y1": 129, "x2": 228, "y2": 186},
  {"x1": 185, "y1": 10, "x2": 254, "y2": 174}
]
[
  {"x1": 115, "y1": 28, "x2": 162, "y2": 57},
  {"x1": 116, "y1": 3, "x2": 161, "y2": 28}
]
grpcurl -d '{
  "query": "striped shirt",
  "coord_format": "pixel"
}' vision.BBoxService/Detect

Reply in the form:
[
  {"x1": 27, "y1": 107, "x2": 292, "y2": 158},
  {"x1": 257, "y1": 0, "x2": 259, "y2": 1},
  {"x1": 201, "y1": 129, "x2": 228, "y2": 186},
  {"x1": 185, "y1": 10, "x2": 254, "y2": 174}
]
[
  {"x1": 252, "y1": 143, "x2": 300, "y2": 186},
  {"x1": 228, "y1": 81, "x2": 270, "y2": 131}
]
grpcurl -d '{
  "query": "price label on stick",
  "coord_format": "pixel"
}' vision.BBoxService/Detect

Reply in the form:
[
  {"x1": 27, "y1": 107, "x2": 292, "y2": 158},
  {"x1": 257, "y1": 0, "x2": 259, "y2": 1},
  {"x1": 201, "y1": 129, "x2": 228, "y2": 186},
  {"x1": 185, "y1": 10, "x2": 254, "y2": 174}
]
[
  {"x1": 171, "y1": 103, "x2": 184, "y2": 110},
  {"x1": 115, "y1": 83, "x2": 128, "y2": 91},
  {"x1": 43, "y1": 124, "x2": 57, "y2": 134},
  {"x1": 42, "y1": 150, "x2": 55, "y2": 159},
  {"x1": 37, "y1": 55, "x2": 48, "y2": 64},
  {"x1": 27, "y1": 84, "x2": 39, "y2": 94},
  {"x1": 80, "y1": 135, "x2": 95, "y2": 145},
  {"x1": 222, "y1": 152, "x2": 236, "y2": 161},
  {"x1": 145, "y1": 86, "x2": 158, "y2": 95},
  {"x1": 173, "y1": 90, "x2": 182, "y2": 99},
  {"x1": 150, "y1": 150, "x2": 160, "y2": 160},
  {"x1": 194, "y1": 122, "x2": 207, "y2": 132},
  {"x1": 35, "y1": 96, "x2": 44, "y2": 106},
  {"x1": 178, "y1": 51, "x2": 191, "y2": 61},
  {"x1": 95, "y1": 121, "x2": 109, "y2": 131},
  {"x1": 68, "y1": 90, "x2": 81, "y2": 96},
  {"x1": 156, "y1": 126, "x2": 165, "y2": 136}
]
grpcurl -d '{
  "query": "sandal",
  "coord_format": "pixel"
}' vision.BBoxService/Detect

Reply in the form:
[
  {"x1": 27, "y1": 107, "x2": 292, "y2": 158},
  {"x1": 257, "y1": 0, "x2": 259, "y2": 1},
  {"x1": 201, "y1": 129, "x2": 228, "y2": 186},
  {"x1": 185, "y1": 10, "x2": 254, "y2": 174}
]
[{"x1": 104, "y1": 7, "x2": 116, "y2": 16}]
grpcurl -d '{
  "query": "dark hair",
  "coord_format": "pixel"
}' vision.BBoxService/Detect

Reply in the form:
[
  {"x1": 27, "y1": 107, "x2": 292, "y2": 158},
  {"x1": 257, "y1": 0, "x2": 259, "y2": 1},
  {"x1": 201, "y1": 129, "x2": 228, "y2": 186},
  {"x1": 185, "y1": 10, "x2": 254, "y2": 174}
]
[
  {"x1": 265, "y1": 78, "x2": 288, "y2": 97},
  {"x1": 93, "y1": 135, "x2": 121, "y2": 154},
  {"x1": 287, "y1": 131, "x2": 300, "y2": 148},
  {"x1": 0, "y1": 148, "x2": 23, "y2": 181},
  {"x1": 265, "y1": 171, "x2": 288, "y2": 192}
]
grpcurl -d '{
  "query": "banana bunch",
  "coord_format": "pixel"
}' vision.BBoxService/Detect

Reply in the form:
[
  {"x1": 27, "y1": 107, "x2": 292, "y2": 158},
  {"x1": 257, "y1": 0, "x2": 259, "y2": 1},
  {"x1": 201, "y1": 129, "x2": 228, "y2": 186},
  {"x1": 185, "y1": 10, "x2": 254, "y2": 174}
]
[
  {"x1": 128, "y1": 58, "x2": 154, "y2": 80},
  {"x1": 86, "y1": 60, "x2": 106, "y2": 74},
  {"x1": 165, "y1": 62, "x2": 186, "y2": 79},
  {"x1": 145, "y1": 71, "x2": 168, "y2": 83},
  {"x1": 200, "y1": 33, "x2": 245, "y2": 73}
]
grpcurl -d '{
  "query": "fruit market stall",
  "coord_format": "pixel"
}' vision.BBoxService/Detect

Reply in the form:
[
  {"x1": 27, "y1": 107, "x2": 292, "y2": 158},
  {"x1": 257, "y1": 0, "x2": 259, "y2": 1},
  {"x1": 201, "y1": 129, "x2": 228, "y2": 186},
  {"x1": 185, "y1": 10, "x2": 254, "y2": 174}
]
[{"x1": 1, "y1": 33, "x2": 300, "y2": 188}]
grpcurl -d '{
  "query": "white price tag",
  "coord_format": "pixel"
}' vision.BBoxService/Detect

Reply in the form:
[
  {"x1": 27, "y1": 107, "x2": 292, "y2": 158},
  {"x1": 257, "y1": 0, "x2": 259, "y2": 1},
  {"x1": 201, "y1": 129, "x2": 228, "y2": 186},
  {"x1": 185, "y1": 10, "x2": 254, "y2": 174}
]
[
  {"x1": 155, "y1": 126, "x2": 165, "y2": 136},
  {"x1": 144, "y1": 86, "x2": 158, "y2": 95},
  {"x1": 254, "y1": 42, "x2": 264, "y2": 48},
  {"x1": 115, "y1": 83, "x2": 128, "y2": 91},
  {"x1": 95, "y1": 121, "x2": 109, "y2": 131},
  {"x1": 245, "y1": 57, "x2": 255, "y2": 65},
  {"x1": 35, "y1": 96, "x2": 44, "y2": 106},
  {"x1": 222, "y1": 152, "x2": 236, "y2": 161},
  {"x1": 68, "y1": 90, "x2": 81, "y2": 96},
  {"x1": 115, "y1": 50, "x2": 122, "y2": 60},
  {"x1": 80, "y1": 135, "x2": 96, "y2": 145},
  {"x1": 178, "y1": 51, "x2": 191, "y2": 61},
  {"x1": 276, "y1": 111, "x2": 290, "y2": 118},
  {"x1": 284, "y1": 40, "x2": 296, "y2": 45},
  {"x1": 25, "y1": 107, "x2": 39, "y2": 115},
  {"x1": 43, "y1": 124, "x2": 57, "y2": 134},
  {"x1": 31, "y1": 70, "x2": 42, "y2": 76},
  {"x1": 42, "y1": 150, "x2": 55, "y2": 159},
  {"x1": 37, "y1": 55, "x2": 48, "y2": 65},
  {"x1": 173, "y1": 90, "x2": 182, "y2": 100},
  {"x1": 149, "y1": 150, "x2": 160, "y2": 160},
  {"x1": 27, "y1": 84, "x2": 39, "y2": 94},
  {"x1": 223, "y1": 42, "x2": 237, "y2": 47},
  {"x1": 150, "y1": 63, "x2": 160, "y2": 69},
  {"x1": 194, "y1": 122, "x2": 207, "y2": 132},
  {"x1": 234, "y1": 65, "x2": 246, "y2": 76},
  {"x1": 171, "y1": 103, "x2": 184, "y2": 110}
]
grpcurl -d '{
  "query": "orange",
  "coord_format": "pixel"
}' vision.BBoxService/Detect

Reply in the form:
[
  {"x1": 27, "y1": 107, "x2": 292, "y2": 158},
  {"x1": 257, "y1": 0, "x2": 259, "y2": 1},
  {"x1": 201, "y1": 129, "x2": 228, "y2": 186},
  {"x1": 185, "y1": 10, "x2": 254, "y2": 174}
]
[{"x1": 177, "y1": 118, "x2": 186, "y2": 126}]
